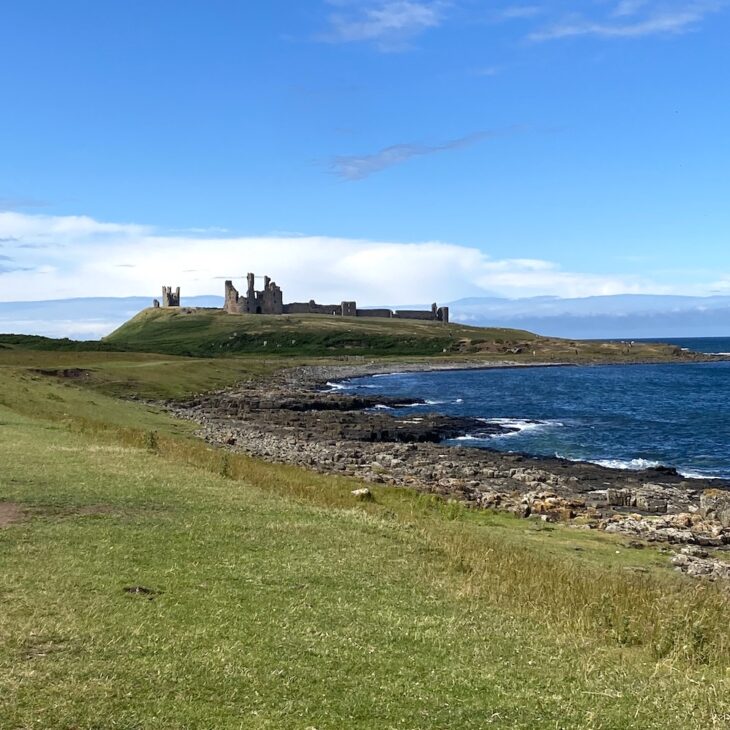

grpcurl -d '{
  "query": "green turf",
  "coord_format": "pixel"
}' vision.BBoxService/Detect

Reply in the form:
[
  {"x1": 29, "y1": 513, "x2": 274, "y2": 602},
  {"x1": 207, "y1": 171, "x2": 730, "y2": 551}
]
[
  {"x1": 103, "y1": 307, "x2": 538, "y2": 357},
  {"x1": 1, "y1": 349, "x2": 729, "y2": 728},
  {"x1": 102, "y1": 307, "x2": 696, "y2": 363},
  {"x1": 3, "y1": 305, "x2": 692, "y2": 364}
]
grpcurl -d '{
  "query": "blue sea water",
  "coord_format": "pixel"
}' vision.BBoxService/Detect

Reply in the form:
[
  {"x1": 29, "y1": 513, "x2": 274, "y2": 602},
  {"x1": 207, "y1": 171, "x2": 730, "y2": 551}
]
[{"x1": 340, "y1": 337, "x2": 730, "y2": 480}]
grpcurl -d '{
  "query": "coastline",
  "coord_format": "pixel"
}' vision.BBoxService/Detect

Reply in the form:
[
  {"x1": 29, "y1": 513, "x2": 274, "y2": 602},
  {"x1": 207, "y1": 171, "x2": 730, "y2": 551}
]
[
  {"x1": 304, "y1": 352, "x2": 730, "y2": 388},
  {"x1": 165, "y1": 358, "x2": 730, "y2": 578}
]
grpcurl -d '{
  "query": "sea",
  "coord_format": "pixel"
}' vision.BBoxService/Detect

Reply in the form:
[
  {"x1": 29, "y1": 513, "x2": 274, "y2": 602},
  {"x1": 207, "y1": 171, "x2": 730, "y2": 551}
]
[{"x1": 335, "y1": 337, "x2": 730, "y2": 481}]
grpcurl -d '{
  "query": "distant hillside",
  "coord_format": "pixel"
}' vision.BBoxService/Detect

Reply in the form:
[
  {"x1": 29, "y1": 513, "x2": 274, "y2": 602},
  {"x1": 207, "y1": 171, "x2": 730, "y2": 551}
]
[
  {"x1": 449, "y1": 294, "x2": 730, "y2": 338},
  {"x1": 99, "y1": 307, "x2": 692, "y2": 362},
  {"x1": 103, "y1": 307, "x2": 538, "y2": 357},
  {"x1": 0, "y1": 306, "x2": 696, "y2": 361}
]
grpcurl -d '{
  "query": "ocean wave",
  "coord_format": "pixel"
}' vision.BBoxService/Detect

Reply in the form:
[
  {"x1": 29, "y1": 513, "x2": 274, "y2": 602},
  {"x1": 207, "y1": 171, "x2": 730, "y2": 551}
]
[
  {"x1": 479, "y1": 417, "x2": 564, "y2": 437},
  {"x1": 589, "y1": 457, "x2": 662, "y2": 471},
  {"x1": 593, "y1": 458, "x2": 722, "y2": 480},
  {"x1": 555, "y1": 454, "x2": 724, "y2": 480},
  {"x1": 325, "y1": 381, "x2": 349, "y2": 391},
  {"x1": 677, "y1": 469, "x2": 721, "y2": 480}
]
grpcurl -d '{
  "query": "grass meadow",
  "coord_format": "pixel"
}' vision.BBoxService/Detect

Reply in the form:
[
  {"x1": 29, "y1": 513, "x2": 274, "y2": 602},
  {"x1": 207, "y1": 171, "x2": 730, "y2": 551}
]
[{"x1": 1, "y1": 349, "x2": 729, "y2": 728}]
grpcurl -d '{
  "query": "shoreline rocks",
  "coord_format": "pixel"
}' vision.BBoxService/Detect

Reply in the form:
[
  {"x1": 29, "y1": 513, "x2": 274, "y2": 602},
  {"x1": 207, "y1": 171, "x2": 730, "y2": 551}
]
[{"x1": 163, "y1": 362, "x2": 730, "y2": 576}]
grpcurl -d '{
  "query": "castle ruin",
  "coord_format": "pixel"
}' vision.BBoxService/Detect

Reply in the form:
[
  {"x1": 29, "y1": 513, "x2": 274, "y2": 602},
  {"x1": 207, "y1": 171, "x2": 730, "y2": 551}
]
[
  {"x1": 161, "y1": 286, "x2": 180, "y2": 307},
  {"x1": 153, "y1": 275, "x2": 449, "y2": 323},
  {"x1": 223, "y1": 274, "x2": 448, "y2": 323}
]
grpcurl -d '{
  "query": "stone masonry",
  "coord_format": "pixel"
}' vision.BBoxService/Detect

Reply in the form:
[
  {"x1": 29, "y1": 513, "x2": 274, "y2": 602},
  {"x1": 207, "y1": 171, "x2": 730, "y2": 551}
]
[
  {"x1": 223, "y1": 273, "x2": 449, "y2": 323},
  {"x1": 161, "y1": 286, "x2": 180, "y2": 307}
]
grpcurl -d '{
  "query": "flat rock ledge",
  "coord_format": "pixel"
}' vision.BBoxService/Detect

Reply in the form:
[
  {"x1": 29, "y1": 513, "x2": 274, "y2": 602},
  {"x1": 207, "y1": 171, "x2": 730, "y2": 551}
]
[{"x1": 163, "y1": 364, "x2": 730, "y2": 580}]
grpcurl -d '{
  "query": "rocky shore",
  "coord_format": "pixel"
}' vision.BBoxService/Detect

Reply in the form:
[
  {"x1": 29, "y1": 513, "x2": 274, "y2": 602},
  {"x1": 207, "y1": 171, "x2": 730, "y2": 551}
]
[{"x1": 165, "y1": 361, "x2": 730, "y2": 581}]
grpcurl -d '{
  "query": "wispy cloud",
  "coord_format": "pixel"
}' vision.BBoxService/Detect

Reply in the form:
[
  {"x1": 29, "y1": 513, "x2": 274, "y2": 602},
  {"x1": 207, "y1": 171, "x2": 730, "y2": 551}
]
[
  {"x1": 497, "y1": 5, "x2": 543, "y2": 21},
  {"x1": 320, "y1": 0, "x2": 446, "y2": 51},
  {"x1": 0, "y1": 195, "x2": 50, "y2": 211},
  {"x1": 0, "y1": 253, "x2": 33, "y2": 275},
  {"x1": 330, "y1": 129, "x2": 509, "y2": 181},
  {"x1": 529, "y1": 1, "x2": 726, "y2": 41},
  {"x1": 613, "y1": 0, "x2": 651, "y2": 17}
]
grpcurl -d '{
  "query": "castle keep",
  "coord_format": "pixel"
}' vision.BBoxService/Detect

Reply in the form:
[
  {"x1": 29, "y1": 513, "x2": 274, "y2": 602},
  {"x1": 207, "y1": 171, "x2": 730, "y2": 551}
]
[
  {"x1": 159, "y1": 273, "x2": 449, "y2": 323},
  {"x1": 224, "y1": 274, "x2": 449, "y2": 322}
]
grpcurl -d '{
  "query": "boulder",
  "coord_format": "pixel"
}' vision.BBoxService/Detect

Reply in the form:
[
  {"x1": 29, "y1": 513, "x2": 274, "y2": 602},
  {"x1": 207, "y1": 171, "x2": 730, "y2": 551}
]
[{"x1": 700, "y1": 490, "x2": 730, "y2": 527}]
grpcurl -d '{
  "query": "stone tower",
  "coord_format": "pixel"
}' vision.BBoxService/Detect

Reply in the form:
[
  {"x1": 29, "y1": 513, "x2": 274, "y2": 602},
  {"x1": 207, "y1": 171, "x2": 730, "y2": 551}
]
[{"x1": 161, "y1": 286, "x2": 180, "y2": 307}]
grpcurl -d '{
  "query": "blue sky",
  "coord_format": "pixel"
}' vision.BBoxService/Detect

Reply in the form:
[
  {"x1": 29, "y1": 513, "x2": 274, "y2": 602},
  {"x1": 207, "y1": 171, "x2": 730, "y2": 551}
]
[{"x1": 1, "y1": 0, "x2": 729, "y2": 304}]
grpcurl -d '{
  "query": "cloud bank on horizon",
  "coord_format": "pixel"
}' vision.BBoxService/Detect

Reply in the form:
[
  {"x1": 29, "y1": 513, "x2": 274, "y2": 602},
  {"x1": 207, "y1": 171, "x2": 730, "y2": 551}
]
[{"x1": 2, "y1": 210, "x2": 728, "y2": 306}]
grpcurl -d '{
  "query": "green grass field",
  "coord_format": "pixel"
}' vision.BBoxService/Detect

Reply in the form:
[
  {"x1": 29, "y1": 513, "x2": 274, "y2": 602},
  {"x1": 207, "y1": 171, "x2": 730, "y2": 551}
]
[
  {"x1": 98, "y1": 306, "x2": 689, "y2": 362},
  {"x1": 1, "y1": 326, "x2": 728, "y2": 728}
]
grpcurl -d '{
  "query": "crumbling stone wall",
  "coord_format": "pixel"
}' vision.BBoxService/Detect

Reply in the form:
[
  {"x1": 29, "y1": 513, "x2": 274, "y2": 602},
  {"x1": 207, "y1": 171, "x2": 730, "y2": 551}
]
[
  {"x1": 393, "y1": 310, "x2": 436, "y2": 321},
  {"x1": 284, "y1": 301, "x2": 343, "y2": 316},
  {"x1": 356, "y1": 308, "x2": 392, "y2": 318},
  {"x1": 161, "y1": 286, "x2": 180, "y2": 307},
  {"x1": 224, "y1": 275, "x2": 283, "y2": 314},
  {"x1": 220, "y1": 273, "x2": 448, "y2": 323}
]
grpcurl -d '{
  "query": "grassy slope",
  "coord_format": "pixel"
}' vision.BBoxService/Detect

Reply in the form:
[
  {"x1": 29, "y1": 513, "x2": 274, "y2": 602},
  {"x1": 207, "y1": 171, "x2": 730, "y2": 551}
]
[
  {"x1": 101, "y1": 307, "x2": 688, "y2": 362},
  {"x1": 104, "y1": 307, "x2": 537, "y2": 357},
  {"x1": 1, "y1": 351, "x2": 729, "y2": 728}
]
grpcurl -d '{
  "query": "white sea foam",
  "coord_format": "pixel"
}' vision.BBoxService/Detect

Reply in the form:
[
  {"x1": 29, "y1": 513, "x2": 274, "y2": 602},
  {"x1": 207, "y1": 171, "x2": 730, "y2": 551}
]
[
  {"x1": 373, "y1": 404, "x2": 393, "y2": 410},
  {"x1": 590, "y1": 457, "x2": 662, "y2": 471},
  {"x1": 554, "y1": 454, "x2": 724, "y2": 480},
  {"x1": 325, "y1": 381, "x2": 348, "y2": 391},
  {"x1": 590, "y1": 458, "x2": 722, "y2": 480},
  {"x1": 479, "y1": 417, "x2": 564, "y2": 437},
  {"x1": 678, "y1": 469, "x2": 721, "y2": 480}
]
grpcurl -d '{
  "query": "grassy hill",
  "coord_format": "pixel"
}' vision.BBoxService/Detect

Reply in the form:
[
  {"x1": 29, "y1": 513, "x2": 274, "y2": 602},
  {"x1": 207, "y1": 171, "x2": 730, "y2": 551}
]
[
  {"x1": 104, "y1": 307, "x2": 538, "y2": 357},
  {"x1": 102, "y1": 306, "x2": 689, "y2": 362}
]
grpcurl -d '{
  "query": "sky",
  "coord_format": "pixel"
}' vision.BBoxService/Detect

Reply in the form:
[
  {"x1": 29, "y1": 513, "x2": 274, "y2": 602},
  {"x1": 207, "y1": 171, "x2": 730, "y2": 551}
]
[{"x1": 1, "y1": 0, "x2": 729, "y2": 305}]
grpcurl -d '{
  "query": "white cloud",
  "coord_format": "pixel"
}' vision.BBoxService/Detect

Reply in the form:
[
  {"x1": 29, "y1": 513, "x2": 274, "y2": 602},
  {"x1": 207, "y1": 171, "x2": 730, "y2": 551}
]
[
  {"x1": 0, "y1": 211, "x2": 663, "y2": 306},
  {"x1": 321, "y1": 0, "x2": 445, "y2": 50},
  {"x1": 529, "y1": 0, "x2": 726, "y2": 41}
]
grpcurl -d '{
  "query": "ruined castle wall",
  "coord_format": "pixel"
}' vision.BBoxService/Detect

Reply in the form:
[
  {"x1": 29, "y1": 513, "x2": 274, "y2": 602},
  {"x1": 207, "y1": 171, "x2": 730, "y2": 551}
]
[
  {"x1": 356, "y1": 309, "x2": 392, "y2": 319},
  {"x1": 224, "y1": 280, "x2": 248, "y2": 314},
  {"x1": 162, "y1": 286, "x2": 181, "y2": 307},
  {"x1": 284, "y1": 302, "x2": 343, "y2": 316},
  {"x1": 220, "y1": 274, "x2": 448, "y2": 323},
  {"x1": 261, "y1": 283, "x2": 284, "y2": 314},
  {"x1": 392, "y1": 310, "x2": 435, "y2": 321}
]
